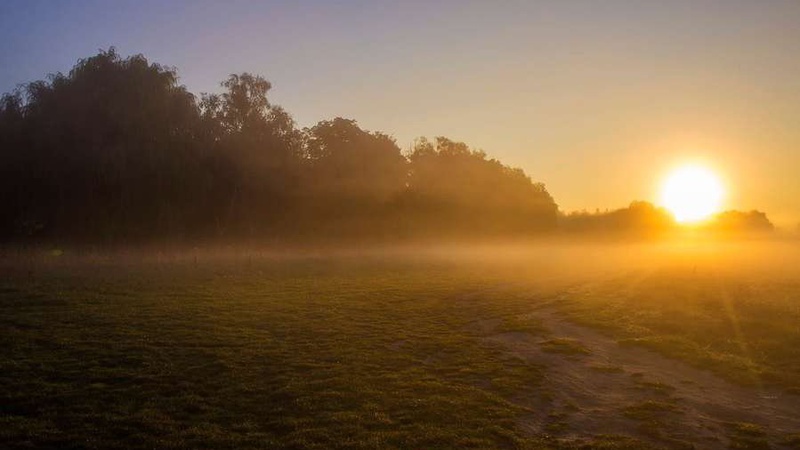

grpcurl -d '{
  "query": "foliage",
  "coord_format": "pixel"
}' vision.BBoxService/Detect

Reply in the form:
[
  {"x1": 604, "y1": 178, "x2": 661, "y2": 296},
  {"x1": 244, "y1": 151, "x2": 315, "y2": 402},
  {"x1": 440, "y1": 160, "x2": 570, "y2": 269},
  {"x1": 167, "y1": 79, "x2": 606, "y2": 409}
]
[
  {"x1": 403, "y1": 137, "x2": 558, "y2": 236},
  {"x1": 560, "y1": 202, "x2": 774, "y2": 237},
  {"x1": 560, "y1": 201, "x2": 675, "y2": 236},
  {"x1": 705, "y1": 210, "x2": 774, "y2": 233},
  {"x1": 0, "y1": 49, "x2": 558, "y2": 244}
]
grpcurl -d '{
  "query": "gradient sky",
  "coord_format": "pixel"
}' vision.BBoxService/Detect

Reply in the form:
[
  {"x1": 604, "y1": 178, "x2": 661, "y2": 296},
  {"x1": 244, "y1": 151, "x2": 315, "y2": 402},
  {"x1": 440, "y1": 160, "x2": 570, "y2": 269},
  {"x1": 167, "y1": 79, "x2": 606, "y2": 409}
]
[{"x1": 2, "y1": 0, "x2": 799, "y2": 225}]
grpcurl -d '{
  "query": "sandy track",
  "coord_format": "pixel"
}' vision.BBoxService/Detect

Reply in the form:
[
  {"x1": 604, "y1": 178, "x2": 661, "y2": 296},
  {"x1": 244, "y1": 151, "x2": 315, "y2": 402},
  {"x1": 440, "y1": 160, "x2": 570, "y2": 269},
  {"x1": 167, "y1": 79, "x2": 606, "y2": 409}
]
[{"x1": 485, "y1": 305, "x2": 800, "y2": 448}]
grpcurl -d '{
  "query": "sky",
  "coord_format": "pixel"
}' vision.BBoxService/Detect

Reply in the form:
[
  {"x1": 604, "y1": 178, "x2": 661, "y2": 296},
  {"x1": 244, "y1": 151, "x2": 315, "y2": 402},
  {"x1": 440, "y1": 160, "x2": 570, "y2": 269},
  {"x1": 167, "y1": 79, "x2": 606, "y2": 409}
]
[{"x1": 1, "y1": 0, "x2": 799, "y2": 226}]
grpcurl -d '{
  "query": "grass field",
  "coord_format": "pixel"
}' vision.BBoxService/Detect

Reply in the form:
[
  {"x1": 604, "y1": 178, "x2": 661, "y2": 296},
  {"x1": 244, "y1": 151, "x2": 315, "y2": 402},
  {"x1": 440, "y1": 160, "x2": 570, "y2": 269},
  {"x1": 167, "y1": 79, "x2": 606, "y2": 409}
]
[{"x1": 1, "y1": 241, "x2": 799, "y2": 449}]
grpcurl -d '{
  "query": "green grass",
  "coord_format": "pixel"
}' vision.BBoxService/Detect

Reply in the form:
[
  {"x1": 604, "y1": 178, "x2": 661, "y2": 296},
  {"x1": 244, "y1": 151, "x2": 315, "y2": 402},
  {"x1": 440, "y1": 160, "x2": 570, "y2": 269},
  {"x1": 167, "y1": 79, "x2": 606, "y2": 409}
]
[
  {"x1": 3, "y1": 242, "x2": 800, "y2": 448},
  {"x1": 622, "y1": 400, "x2": 682, "y2": 441},
  {"x1": 538, "y1": 338, "x2": 591, "y2": 356},
  {"x1": 781, "y1": 433, "x2": 800, "y2": 449},
  {"x1": 558, "y1": 266, "x2": 800, "y2": 391},
  {"x1": 495, "y1": 314, "x2": 548, "y2": 335},
  {"x1": 0, "y1": 256, "x2": 568, "y2": 449},
  {"x1": 725, "y1": 422, "x2": 771, "y2": 449},
  {"x1": 588, "y1": 364, "x2": 625, "y2": 373},
  {"x1": 632, "y1": 379, "x2": 676, "y2": 396},
  {"x1": 622, "y1": 400, "x2": 679, "y2": 420}
]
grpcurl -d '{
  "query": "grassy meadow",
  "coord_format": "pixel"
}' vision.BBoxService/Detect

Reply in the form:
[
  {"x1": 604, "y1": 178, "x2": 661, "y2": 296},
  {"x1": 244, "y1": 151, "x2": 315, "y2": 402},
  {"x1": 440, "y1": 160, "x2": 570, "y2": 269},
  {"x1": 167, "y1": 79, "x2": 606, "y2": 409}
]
[{"x1": 1, "y1": 241, "x2": 800, "y2": 449}]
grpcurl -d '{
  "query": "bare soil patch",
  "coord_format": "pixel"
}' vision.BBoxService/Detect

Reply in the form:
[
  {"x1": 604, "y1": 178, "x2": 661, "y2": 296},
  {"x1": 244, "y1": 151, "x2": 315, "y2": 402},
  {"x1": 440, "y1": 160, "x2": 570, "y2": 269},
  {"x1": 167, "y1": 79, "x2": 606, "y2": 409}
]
[{"x1": 486, "y1": 305, "x2": 800, "y2": 448}]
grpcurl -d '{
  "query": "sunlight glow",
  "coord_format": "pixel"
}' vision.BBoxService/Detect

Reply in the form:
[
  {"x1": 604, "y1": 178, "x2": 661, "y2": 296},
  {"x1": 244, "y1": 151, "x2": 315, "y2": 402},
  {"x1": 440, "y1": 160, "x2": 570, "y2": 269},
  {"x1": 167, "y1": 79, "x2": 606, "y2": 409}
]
[{"x1": 660, "y1": 165, "x2": 724, "y2": 223}]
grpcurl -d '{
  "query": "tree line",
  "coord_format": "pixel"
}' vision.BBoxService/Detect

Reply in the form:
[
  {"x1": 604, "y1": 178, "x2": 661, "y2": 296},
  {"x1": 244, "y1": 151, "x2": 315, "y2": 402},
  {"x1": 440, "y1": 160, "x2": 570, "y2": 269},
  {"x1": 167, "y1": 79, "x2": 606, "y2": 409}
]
[
  {"x1": 0, "y1": 49, "x2": 558, "y2": 244},
  {"x1": 0, "y1": 49, "x2": 774, "y2": 246},
  {"x1": 561, "y1": 202, "x2": 774, "y2": 237}
]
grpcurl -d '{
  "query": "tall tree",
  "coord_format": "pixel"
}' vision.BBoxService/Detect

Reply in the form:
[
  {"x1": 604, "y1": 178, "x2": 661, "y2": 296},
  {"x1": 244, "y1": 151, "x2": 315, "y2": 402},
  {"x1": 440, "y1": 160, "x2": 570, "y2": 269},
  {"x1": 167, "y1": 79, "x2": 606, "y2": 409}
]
[
  {"x1": 0, "y1": 49, "x2": 567, "y2": 243},
  {"x1": 302, "y1": 118, "x2": 407, "y2": 202},
  {"x1": 405, "y1": 137, "x2": 558, "y2": 234},
  {"x1": 1, "y1": 48, "x2": 204, "y2": 241},
  {"x1": 200, "y1": 73, "x2": 302, "y2": 235}
]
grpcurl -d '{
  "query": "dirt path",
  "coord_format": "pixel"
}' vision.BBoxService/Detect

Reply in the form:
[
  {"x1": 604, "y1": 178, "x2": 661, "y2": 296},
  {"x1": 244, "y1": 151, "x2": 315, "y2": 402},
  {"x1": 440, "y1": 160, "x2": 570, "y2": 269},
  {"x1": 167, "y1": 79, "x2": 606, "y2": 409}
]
[{"x1": 485, "y1": 304, "x2": 800, "y2": 448}]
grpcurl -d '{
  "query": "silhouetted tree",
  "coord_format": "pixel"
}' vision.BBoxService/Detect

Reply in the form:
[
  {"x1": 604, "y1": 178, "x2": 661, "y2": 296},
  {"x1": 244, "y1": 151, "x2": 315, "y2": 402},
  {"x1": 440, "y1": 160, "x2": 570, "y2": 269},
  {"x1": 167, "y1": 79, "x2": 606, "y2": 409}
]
[
  {"x1": 0, "y1": 91, "x2": 29, "y2": 237},
  {"x1": 289, "y1": 118, "x2": 407, "y2": 236},
  {"x1": 302, "y1": 118, "x2": 406, "y2": 199},
  {"x1": 0, "y1": 49, "x2": 206, "y2": 242},
  {"x1": 200, "y1": 73, "x2": 303, "y2": 236},
  {"x1": 560, "y1": 202, "x2": 675, "y2": 236},
  {"x1": 706, "y1": 210, "x2": 774, "y2": 233},
  {"x1": 0, "y1": 49, "x2": 569, "y2": 244},
  {"x1": 403, "y1": 137, "x2": 558, "y2": 236}
]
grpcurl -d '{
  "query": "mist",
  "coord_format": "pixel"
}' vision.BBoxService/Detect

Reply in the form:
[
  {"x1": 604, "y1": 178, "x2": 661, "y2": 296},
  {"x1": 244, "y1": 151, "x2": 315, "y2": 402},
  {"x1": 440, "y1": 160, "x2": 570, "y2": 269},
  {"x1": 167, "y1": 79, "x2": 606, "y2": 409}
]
[{"x1": 3, "y1": 40, "x2": 800, "y2": 450}]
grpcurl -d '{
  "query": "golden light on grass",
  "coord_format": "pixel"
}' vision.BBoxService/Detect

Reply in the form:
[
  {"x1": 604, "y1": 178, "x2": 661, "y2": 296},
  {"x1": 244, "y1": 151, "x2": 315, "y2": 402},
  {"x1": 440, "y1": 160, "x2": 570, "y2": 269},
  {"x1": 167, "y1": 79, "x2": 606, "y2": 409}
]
[{"x1": 660, "y1": 165, "x2": 725, "y2": 223}]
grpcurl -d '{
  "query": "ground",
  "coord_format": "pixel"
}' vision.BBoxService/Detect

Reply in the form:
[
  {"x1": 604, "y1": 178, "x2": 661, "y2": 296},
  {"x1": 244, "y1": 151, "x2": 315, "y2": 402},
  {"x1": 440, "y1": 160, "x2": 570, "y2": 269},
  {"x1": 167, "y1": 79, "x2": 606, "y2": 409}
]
[{"x1": 1, "y1": 242, "x2": 799, "y2": 449}]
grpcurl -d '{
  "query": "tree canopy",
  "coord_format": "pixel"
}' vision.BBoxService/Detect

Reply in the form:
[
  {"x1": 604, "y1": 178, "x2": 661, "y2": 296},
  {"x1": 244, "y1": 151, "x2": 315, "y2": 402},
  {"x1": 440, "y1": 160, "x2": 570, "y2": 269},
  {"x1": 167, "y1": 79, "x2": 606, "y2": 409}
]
[
  {"x1": 0, "y1": 49, "x2": 560, "y2": 244},
  {"x1": 0, "y1": 49, "x2": 774, "y2": 245}
]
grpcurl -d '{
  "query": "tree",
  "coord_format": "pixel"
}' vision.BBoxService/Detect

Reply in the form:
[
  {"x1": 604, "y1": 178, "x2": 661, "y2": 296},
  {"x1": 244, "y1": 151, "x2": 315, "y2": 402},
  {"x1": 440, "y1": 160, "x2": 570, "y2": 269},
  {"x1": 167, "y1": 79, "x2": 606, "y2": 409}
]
[
  {"x1": 302, "y1": 118, "x2": 407, "y2": 202},
  {"x1": 200, "y1": 73, "x2": 303, "y2": 235},
  {"x1": 405, "y1": 137, "x2": 558, "y2": 235},
  {"x1": 289, "y1": 118, "x2": 409, "y2": 236},
  {"x1": 0, "y1": 48, "x2": 206, "y2": 241},
  {"x1": 0, "y1": 49, "x2": 563, "y2": 243},
  {"x1": 201, "y1": 73, "x2": 270, "y2": 135},
  {"x1": 707, "y1": 210, "x2": 774, "y2": 233},
  {"x1": 560, "y1": 201, "x2": 675, "y2": 235}
]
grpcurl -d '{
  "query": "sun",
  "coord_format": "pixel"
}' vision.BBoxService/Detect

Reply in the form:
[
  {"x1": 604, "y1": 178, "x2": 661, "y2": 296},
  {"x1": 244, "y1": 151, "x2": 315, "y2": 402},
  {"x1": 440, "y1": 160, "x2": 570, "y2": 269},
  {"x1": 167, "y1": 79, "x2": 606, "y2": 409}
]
[{"x1": 660, "y1": 165, "x2": 724, "y2": 223}]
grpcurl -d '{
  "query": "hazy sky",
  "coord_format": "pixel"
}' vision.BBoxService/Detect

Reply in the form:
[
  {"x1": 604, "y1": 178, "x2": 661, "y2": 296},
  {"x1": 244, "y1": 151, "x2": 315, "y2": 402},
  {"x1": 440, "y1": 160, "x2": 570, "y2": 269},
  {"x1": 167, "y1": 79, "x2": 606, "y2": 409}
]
[{"x1": 2, "y1": 0, "x2": 798, "y2": 225}]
